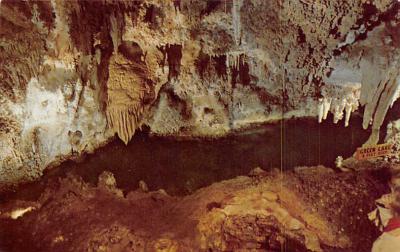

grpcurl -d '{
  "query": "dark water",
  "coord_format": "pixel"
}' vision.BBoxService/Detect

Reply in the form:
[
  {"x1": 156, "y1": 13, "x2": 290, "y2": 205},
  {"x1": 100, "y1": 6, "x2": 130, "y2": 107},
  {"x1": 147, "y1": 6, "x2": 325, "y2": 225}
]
[{"x1": 1, "y1": 115, "x2": 371, "y2": 202}]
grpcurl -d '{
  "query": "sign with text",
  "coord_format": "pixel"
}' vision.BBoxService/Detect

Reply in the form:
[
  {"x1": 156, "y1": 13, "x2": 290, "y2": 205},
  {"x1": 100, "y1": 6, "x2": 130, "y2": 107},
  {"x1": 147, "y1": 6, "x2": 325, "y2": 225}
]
[{"x1": 355, "y1": 143, "x2": 394, "y2": 160}]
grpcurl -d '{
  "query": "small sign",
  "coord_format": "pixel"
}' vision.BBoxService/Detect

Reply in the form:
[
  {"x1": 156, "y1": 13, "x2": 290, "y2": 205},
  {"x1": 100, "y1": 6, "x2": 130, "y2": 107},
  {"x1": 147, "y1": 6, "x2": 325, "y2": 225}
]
[{"x1": 355, "y1": 143, "x2": 394, "y2": 160}]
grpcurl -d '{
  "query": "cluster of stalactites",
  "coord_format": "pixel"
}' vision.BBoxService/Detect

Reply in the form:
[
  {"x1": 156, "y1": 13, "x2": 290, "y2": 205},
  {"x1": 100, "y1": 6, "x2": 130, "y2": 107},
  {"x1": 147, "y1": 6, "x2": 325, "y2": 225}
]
[
  {"x1": 362, "y1": 66, "x2": 400, "y2": 130},
  {"x1": 105, "y1": 85, "x2": 147, "y2": 145},
  {"x1": 105, "y1": 50, "x2": 149, "y2": 145},
  {"x1": 226, "y1": 52, "x2": 245, "y2": 70},
  {"x1": 106, "y1": 104, "x2": 144, "y2": 145},
  {"x1": 361, "y1": 65, "x2": 400, "y2": 145},
  {"x1": 318, "y1": 83, "x2": 361, "y2": 127}
]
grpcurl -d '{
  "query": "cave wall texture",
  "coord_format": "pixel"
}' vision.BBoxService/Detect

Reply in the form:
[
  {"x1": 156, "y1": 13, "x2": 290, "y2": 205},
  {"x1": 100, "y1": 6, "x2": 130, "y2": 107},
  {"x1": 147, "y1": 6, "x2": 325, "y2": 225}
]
[{"x1": 0, "y1": 0, "x2": 399, "y2": 188}]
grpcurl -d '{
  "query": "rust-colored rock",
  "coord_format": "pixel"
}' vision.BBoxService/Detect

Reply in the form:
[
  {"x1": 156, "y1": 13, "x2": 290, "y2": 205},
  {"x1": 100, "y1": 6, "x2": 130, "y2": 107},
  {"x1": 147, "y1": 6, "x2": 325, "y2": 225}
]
[{"x1": 0, "y1": 167, "x2": 388, "y2": 251}]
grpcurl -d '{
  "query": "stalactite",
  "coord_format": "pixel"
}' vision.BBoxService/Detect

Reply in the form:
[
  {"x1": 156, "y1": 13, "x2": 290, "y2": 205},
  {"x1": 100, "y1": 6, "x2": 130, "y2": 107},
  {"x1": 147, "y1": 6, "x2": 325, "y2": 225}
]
[
  {"x1": 110, "y1": 13, "x2": 121, "y2": 54},
  {"x1": 106, "y1": 105, "x2": 144, "y2": 144},
  {"x1": 318, "y1": 83, "x2": 361, "y2": 127},
  {"x1": 226, "y1": 52, "x2": 245, "y2": 70},
  {"x1": 50, "y1": 0, "x2": 72, "y2": 58},
  {"x1": 362, "y1": 68, "x2": 400, "y2": 146},
  {"x1": 232, "y1": 0, "x2": 243, "y2": 46},
  {"x1": 323, "y1": 98, "x2": 332, "y2": 120},
  {"x1": 344, "y1": 103, "x2": 352, "y2": 127},
  {"x1": 105, "y1": 51, "x2": 151, "y2": 145},
  {"x1": 317, "y1": 98, "x2": 324, "y2": 123},
  {"x1": 318, "y1": 97, "x2": 333, "y2": 123}
]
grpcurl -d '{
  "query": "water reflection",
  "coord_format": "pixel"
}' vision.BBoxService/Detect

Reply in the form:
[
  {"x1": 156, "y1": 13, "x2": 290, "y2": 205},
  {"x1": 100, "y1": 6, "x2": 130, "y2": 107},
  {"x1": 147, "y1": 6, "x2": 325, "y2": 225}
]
[{"x1": 1, "y1": 115, "x2": 371, "y2": 202}]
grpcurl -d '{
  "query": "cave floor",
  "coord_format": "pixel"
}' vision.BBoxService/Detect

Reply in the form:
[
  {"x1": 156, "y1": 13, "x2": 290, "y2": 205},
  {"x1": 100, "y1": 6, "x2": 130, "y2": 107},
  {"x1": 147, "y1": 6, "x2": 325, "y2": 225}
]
[{"x1": 0, "y1": 165, "x2": 389, "y2": 252}]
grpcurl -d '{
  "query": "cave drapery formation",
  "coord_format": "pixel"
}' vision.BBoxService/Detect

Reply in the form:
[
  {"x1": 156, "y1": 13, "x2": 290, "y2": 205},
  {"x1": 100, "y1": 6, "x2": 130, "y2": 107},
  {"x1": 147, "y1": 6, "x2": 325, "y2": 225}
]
[{"x1": 0, "y1": 0, "x2": 399, "y2": 188}]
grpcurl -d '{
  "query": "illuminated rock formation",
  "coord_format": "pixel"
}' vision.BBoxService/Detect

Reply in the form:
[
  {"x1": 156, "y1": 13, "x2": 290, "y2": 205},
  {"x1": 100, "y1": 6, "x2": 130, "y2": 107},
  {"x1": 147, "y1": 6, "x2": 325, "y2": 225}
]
[
  {"x1": 106, "y1": 49, "x2": 149, "y2": 144},
  {"x1": 0, "y1": 0, "x2": 399, "y2": 186}
]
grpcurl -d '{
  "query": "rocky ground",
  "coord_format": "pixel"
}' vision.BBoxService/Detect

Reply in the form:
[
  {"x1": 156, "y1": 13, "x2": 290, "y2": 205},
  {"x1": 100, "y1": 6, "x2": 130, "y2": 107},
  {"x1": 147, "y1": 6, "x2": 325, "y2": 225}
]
[{"x1": 0, "y1": 166, "x2": 390, "y2": 252}]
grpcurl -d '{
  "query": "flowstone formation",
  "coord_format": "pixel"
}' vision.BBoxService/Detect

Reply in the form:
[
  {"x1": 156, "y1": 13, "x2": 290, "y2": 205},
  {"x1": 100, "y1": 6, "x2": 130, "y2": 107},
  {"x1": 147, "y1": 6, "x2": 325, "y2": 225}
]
[{"x1": 0, "y1": 0, "x2": 399, "y2": 187}]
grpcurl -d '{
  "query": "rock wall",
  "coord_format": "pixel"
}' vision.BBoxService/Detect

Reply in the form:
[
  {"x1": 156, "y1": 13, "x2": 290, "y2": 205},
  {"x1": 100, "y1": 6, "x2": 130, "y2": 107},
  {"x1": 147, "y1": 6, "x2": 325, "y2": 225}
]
[
  {"x1": 0, "y1": 0, "x2": 399, "y2": 187},
  {"x1": 0, "y1": 0, "x2": 113, "y2": 188}
]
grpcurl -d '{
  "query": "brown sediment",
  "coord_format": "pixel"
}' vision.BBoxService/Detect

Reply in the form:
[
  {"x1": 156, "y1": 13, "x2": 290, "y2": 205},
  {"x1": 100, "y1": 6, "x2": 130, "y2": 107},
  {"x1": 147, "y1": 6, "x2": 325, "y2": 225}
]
[{"x1": 0, "y1": 166, "x2": 389, "y2": 252}]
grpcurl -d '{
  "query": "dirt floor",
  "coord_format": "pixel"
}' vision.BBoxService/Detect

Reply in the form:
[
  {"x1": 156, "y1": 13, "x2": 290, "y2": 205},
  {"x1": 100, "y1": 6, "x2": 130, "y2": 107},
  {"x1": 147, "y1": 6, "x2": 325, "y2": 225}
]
[{"x1": 0, "y1": 165, "x2": 390, "y2": 252}]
